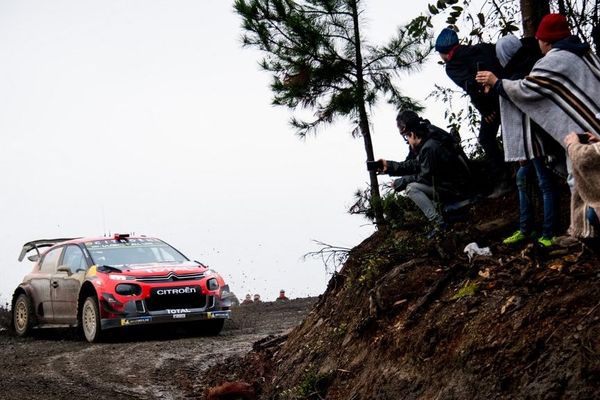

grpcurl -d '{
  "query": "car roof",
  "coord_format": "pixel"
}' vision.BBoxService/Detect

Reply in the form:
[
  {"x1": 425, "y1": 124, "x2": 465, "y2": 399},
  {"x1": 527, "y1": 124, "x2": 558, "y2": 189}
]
[{"x1": 18, "y1": 235, "x2": 159, "y2": 261}]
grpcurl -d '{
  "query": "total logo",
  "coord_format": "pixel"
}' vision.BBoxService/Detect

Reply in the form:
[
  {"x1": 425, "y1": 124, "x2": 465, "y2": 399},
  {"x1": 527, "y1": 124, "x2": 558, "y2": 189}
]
[
  {"x1": 166, "y1": 309, "x2": 191, "y2": 314},
  {"x1": 156, "y1": 287, "x2": 197, "y2": 295}
]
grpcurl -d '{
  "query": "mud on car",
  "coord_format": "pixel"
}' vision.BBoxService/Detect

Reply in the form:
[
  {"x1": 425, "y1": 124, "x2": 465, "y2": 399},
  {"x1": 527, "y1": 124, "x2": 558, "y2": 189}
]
[{"x1": 12, "y1": 234, "x2": 232, "y2": 342}]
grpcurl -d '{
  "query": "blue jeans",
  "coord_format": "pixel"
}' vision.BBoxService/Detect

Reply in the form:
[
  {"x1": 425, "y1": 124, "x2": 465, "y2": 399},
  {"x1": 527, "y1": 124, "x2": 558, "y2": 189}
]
[
  {"x1": 587, "y1": 207, "x2": 600, "y2": 232},
  {"x1": 516, "y1": 158, "x2": 556, "y2": 238}
]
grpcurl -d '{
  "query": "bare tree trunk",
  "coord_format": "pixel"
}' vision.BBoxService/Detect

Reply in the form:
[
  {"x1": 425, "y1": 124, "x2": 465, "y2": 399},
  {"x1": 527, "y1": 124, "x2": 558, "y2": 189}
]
[
  {"x1": 592, "y1": 0, "x2": 600, "y2": 54},
  {"x1": 350, "y1": 0, "x2": 384, "y2": 227},
  {"x1": 520, "y1": 0, "x2": 550, "y2": 37},
  {"x1": 558, "y1": 0, "x2": 567, "y2": 14}
]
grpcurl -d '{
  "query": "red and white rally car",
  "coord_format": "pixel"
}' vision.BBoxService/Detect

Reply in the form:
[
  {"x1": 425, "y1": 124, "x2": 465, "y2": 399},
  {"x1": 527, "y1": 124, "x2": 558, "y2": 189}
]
[{"x1": 12, "y1": 234, "x2": 232, "y2": 342}]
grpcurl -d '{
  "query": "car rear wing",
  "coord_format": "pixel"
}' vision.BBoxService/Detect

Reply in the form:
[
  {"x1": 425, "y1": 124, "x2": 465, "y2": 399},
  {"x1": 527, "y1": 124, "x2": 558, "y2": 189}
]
[{"x1": 18, "y1": 238, "x2": 79, "y2": 262}]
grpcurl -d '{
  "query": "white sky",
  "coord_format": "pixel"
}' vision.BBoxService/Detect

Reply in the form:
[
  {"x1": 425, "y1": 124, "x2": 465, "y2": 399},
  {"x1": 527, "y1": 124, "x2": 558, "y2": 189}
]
[{"x1": 0, "y1": 0, "x2": 463, "y2": 303}]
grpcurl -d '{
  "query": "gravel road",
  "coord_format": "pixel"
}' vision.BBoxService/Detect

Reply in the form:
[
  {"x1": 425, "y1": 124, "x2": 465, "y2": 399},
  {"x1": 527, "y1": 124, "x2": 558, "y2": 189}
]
[{"x1": 0, "y1": 297, "x2": 316, "y2": 400}]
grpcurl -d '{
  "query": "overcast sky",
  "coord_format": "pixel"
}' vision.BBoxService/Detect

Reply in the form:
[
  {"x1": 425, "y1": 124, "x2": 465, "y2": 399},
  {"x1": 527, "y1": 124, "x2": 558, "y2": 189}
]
[{"x1": 0, "y1": 0, "x2": 463, "y2": 303}]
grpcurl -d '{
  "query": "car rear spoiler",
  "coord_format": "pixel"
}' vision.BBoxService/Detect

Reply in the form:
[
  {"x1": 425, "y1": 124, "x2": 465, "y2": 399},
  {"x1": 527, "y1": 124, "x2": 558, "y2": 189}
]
[{"x1": 18, "y1": 238, "x2": 79, "y2": 262}]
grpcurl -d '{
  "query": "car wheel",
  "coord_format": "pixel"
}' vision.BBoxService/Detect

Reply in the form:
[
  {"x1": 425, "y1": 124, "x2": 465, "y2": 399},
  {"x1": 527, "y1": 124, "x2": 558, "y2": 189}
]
[
  {"x1": 201, "y1": 319, "x2": 225, "y2": 336},
  {"x1": 13, "y1": 294, "x2": 34, "y2": 337},
  {"x1": 81, "y1": 296, "x2": 102, "y2": 343}
]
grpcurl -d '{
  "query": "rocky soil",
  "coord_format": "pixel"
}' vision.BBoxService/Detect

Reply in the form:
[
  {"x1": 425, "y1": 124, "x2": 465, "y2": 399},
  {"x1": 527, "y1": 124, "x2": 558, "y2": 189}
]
[
  {"x1": 0, "y1": 297, "x2": 316, "y2": 399},
  {"x1": 197, "y1": 193, "x2": 600, "y2": 399}
]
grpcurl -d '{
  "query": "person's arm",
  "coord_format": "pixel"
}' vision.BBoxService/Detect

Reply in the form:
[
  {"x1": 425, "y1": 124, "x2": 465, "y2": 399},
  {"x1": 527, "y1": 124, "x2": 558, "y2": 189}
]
[
  {"x1": 448, "y1": 64, "x2": 498, "y2": 118},
  {"x1": 476, "y1": 70, "x2": 511, "y2": 101},
  {"x1": 385, "y1": 158, "x2": 419, "y2": 177}
]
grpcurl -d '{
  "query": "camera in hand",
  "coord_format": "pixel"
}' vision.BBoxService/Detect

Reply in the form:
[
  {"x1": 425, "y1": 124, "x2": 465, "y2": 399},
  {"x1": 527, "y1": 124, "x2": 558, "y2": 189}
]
[
  {"x1": 577, "y1": 133, "x2": 590, "y2": 144},
  {"x1": 366, "y1": 160, "x2": 383, "y2": 171}
]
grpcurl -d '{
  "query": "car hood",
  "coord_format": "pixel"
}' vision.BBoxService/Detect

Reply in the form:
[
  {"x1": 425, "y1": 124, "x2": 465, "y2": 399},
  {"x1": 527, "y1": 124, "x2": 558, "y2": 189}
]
[{"x1": 110, "y1": 261, "x2": 208, "y2": 277}]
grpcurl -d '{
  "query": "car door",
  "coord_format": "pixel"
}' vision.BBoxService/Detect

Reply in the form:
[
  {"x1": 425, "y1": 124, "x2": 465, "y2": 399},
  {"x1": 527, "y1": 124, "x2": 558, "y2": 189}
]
[
  {"x1": 29, "y1": 247, "x2": 63, "y2": 322},
  {"x1": 51, "y1": 245, "x2": 89, "y2": 324}
]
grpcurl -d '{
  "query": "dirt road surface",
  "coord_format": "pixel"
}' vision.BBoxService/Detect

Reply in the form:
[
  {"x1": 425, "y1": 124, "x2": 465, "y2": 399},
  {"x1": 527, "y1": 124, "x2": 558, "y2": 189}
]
[{"x1": 0, "y1": 297, "x2": 316, "y2": 400}]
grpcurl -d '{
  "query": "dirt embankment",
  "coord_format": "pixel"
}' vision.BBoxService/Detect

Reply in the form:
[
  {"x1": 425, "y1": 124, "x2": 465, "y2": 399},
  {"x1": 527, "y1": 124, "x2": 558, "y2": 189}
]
[
  {"x1": 198, "y1": 195, "x2": 600, "y2": 399},
  {"x1": 0, "y1": 297, "x2": 316, "y2": 400}
]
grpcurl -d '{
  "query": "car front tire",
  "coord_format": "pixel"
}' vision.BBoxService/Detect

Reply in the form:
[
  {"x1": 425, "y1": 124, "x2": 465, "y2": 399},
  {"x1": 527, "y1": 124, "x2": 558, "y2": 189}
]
[
  {"x1": 81, "y1": 296, "x2": 102, "y2": 343},
  {"x1": 13, "y1": 294, "x2": 34, "y2": 337}
]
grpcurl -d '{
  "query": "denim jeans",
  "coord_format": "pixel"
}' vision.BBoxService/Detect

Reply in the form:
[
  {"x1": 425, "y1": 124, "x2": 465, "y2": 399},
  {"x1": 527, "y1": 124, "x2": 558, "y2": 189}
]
[
  {"x1": 587, "y1": 207, "x2": 600, "y2": 232},
  {"x1": 516, "y1": 158, "x2": 556, "y2": 238},
  {"x1": 405, "y1": 182, "x2": 445, "y2": 226}
]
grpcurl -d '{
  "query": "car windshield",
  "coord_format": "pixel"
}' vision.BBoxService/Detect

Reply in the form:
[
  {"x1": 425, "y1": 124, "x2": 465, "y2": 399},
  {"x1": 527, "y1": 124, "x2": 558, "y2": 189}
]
[{"x1": 84, "y1": 238, "x2": 188, "y2": 266}]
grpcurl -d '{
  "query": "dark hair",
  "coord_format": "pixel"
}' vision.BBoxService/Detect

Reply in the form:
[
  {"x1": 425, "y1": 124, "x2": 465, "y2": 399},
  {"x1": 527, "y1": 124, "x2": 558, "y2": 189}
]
[{"x1": 396, "y1": 110, "x2": 430, "y2": 139}]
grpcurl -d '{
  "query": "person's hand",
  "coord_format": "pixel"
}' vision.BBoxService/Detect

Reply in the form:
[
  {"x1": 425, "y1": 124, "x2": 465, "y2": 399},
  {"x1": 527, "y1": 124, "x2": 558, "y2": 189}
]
[
  {"x1": 392, "y1": 177, "x2": 408, "y2": 192},
  {"x1": 476, "y1": 71, "x2": 498, "y2": 87},
  {"x1": 564, "y1": 132, "x2": 581, "y2": 147},
  {"x1": 587, "y1": 132, "x2": 599, "y2": 143},
  {"x1": 379, "y1": 159, "x2": 388, "y2": 173},
  {"x1": 483, "y1": 110, "x2": 497, "y2": 124}
]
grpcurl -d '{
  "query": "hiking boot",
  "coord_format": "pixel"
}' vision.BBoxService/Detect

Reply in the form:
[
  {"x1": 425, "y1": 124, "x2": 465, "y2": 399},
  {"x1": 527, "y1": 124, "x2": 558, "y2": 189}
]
[
  {"x1": 503, "y1": 230, "x2": 526, "y2": 245},
  {"x1": 537, "y1": 236, "x2": 555, "y2": 247}
]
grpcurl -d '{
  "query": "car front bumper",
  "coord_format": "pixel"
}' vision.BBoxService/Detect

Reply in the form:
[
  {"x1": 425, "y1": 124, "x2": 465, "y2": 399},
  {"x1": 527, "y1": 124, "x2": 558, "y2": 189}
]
[{"x1": 101, "y1": 309, "x2": 230, "y2": 330}]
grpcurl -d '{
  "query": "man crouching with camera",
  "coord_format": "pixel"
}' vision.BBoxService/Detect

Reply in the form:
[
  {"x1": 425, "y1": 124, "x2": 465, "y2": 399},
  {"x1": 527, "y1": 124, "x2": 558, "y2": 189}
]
[{"x1": 371, "y1": 111, "x2": 472, "y2": 239}]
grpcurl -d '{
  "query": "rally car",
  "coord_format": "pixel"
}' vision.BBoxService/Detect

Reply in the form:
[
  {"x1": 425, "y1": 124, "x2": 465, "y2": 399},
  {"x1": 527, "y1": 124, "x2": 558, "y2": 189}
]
[{"x1": 11, "y1": 234, "x2": 232, "y2": 342}]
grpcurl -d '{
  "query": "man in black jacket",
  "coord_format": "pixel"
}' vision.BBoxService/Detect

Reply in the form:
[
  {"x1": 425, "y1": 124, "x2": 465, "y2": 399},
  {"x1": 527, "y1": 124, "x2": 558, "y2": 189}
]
[
  {"x1": 435, "y1": 27, "x2": 510, "y2": 198},
  {"x1": 376, "y1": 112, "x2": 472, "y2": 238}
]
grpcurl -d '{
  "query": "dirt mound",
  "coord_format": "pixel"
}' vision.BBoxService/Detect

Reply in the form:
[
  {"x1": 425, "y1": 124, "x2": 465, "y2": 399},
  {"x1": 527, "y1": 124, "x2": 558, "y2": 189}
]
[{"x1": 199, "y1": 195, "x2": 600, "y2": 399}]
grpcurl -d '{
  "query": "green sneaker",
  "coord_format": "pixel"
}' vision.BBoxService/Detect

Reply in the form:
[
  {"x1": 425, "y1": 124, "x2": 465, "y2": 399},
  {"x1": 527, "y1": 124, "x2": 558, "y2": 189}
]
[
  {"x1": 503, "y1": 230, "x2": 526, "y2": 245},
  {"x1": 537, "y1": 236, "x2": 555, "y2": 247}
]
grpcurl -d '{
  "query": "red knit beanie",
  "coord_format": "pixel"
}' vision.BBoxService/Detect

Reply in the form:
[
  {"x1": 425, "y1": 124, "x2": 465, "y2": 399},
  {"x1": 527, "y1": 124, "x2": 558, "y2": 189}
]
[{"x1": 536, "y1": 14, "x2": 571, "y2": 42}]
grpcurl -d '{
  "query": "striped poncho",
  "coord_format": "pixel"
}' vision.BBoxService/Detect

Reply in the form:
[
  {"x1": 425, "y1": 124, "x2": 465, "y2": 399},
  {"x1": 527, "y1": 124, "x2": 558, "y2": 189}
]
[{"x1": 502, "y1": 46, "x2": 600, "y2": 145}]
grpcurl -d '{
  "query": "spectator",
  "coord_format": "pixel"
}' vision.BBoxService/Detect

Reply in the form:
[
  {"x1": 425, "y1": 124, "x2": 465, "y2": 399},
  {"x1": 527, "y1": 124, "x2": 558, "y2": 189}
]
[
  {"x1": 376, "y1": 111, "x2": 472, "y2": 238},
  {"x1": 253, "y1": 294, "x2": 261, "y2": 303},
  {"x1": 476, "y1": 14, "x2": 600, "y2": 144},
  {"x1": 476, "y1": 13, "x2": 600, "y2": 240},
  {"x1": 275, "y1": 289, "x2": 289, "y2": 302},
  {"x1": 564, "y1": 132, "x2": 600, "y2": 239},
  {"x1": 491, "y1": 34, "x2": 558, "y2": 247},
  {"x1": 435, "y1": 27, "x2": 511, "y2": 198},
  {"x1": 241, "y1": 294, "x2": 253, "y2": 305}
]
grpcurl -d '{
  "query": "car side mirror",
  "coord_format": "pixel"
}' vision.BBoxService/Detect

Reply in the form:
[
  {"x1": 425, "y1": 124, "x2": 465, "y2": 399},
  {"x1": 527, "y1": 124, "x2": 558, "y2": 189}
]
[
  {"x1": 28, "y1": 254, "x2": 40, "y2": 262},
  {"x1": 57, "y1": 265, "x2": 72, "y2": 276}
]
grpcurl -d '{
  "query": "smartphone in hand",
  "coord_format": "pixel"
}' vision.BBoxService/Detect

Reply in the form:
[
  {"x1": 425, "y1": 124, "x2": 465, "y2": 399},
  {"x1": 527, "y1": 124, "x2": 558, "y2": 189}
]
[
  {"x1": 366, "y1": 160, "x2": 383, "y2": 171},
  {"x1": 577, "y1": 133, "x2": 590, "y2": 144}
]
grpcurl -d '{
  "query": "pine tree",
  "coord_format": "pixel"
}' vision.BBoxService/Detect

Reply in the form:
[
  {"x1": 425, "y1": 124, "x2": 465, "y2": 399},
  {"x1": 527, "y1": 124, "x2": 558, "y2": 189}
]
[{"x1": 234, "y1": 0, "x2": 430, "y2": 226}]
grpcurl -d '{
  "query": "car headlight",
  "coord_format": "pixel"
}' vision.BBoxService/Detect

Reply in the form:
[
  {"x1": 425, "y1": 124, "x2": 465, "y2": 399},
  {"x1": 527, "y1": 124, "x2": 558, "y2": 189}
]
[
  {"x1": 115, "y1": 283, "x2": 142, "y2": 296},
  {"x1": 207, "y1": 278, "x2": 219, "y2": 291}
]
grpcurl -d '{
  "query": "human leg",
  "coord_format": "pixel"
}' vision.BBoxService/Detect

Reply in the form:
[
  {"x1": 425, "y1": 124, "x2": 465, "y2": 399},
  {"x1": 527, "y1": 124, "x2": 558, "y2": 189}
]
[
  {"x1": 404, "y1": 182, "x2": 445, "y2": 227},
  {"x1": 516, "y1": 162, "x2": 533, "y2": 234},
  {"x1": 503, "y1": 162, "x2": 531, "y2": 245},
  {"x1": 479, "y1": 118, "x2": 509, "y2": 195},
  {"x1": 531, "y1": 158, "x2": 556, "y2": 240},
  {"x1": 587, "y1": 207, "x2": 600, "y2": 232}
]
